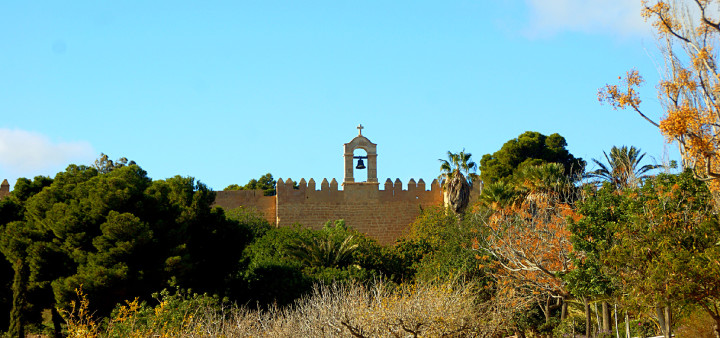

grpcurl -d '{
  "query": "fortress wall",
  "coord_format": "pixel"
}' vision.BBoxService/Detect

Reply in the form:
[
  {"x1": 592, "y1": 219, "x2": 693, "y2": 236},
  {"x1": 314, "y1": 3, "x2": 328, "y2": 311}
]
[
  {"x1": 214, "y1": 190, "x2": 276, "y2": 225},
  {"x1": 275, "y1": 178, "x2": 443, "y2": 245},
  {"x1": 212, "y1": 177, "x2": 477, "y2": 245}
]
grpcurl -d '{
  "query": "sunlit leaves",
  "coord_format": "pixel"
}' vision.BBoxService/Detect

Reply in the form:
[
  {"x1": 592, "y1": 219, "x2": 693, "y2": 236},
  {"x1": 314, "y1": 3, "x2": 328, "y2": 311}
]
[
  {"x1": 604, "y1": 171, "x2": 720, "y2": 311},
  {"x1": 601, "y1": 1, "x2": 720, "y2": 188},
  {"x1": 598, "y1": 70, "x2": 644, "y2": 112}
]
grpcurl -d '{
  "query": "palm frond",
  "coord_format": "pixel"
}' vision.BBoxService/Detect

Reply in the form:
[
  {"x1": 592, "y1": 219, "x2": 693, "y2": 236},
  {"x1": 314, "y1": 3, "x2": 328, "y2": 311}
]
[
  {"x1": 439, "y1": 149, "x2": 480, "y2": 214},
  {"x1": 589, "y1": 145, "x2": 659, "y2": 188}
]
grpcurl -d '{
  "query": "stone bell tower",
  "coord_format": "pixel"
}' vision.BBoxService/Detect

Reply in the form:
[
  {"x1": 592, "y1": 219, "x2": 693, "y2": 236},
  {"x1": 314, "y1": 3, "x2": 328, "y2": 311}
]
[
  {"x1": 0, "y1": 179, "x2": 10, "y2": 200},
  {"x1": 343, "y1": 124, "x2": 378, "y2": 184}
]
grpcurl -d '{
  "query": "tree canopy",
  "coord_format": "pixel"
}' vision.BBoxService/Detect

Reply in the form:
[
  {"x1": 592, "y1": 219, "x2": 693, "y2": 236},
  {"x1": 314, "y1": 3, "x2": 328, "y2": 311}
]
[
  {"x1": 0, "y1": 161, "x2": 258, "y2": 336},
  {"x1": 224, "y1": 173, "x2": 277, "y2": 196},
  {"x1": 479, "y1": 131, "x2": 585, "y2": 185}
]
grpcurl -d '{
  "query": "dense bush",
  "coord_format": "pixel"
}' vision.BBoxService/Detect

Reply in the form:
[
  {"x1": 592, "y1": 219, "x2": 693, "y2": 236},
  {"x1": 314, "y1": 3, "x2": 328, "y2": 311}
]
[
  {"x1": 388, "y1": 206, "x2": 489, "y2": 286},
  {"x1": 231, "y1": 220, "x2": 390, "y2": 306}
]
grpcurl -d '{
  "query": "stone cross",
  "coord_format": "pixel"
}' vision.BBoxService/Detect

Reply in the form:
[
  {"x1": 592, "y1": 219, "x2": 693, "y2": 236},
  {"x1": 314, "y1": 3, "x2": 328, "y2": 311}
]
[{"x1": 357, "y1": 124, "x2": 364, "y2": 136}]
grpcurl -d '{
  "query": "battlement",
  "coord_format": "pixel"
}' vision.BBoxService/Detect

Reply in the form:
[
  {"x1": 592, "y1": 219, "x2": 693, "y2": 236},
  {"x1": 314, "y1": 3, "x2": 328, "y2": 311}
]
[
  {"x1": 277, "y1": 177, "x2": 441, "y2": 191},
  {"x1": 276, "y1": 177, "x2": 442, "y2": 203}
]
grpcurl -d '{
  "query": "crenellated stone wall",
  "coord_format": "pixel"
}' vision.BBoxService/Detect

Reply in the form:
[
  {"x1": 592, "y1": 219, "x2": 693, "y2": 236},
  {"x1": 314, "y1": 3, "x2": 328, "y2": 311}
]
[
  {"x1": 213, "y1": 177, "x2": 482, "y2": 245},
  {"x1": 274, "y1": 178, "x2": 444, "y2": 244},
  {"x1": 209, "y1": 126, "x2": 486, "y2": 245}
]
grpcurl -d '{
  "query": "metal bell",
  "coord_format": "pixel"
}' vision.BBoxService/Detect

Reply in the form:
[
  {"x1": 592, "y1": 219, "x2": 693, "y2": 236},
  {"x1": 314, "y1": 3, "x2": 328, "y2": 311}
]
[{"x1": 356, "y1": 158, "x2": 366, "y2": 170}]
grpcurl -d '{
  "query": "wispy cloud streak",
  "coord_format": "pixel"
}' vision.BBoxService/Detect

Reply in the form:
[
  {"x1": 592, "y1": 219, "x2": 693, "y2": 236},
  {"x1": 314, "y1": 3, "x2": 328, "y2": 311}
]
[
  {"x1": 0, "y1": 128, "x2": 95, "y2": 174},
  {"x1": 523, "y1": 0, "x2": 652, "y2": 38}
]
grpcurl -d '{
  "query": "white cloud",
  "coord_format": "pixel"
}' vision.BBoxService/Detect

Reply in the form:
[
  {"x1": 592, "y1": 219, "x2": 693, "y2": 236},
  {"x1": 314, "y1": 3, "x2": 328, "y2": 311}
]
[
  {"x1": 523, "y1": 0, "x2": 652, "y2": 38},
  {"x1": 0, "y1": 129, "x2": 95, "y2": 174}
]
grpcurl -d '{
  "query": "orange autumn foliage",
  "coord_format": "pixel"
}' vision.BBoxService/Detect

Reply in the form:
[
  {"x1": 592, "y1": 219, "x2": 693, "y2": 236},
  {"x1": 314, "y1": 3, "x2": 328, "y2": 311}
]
[
  {"x1": 599, "y1": 0, "x2": 720, "y2": 197},
  {"x1": 476, "y1": 194, "x2": 576, "y2": 300}
]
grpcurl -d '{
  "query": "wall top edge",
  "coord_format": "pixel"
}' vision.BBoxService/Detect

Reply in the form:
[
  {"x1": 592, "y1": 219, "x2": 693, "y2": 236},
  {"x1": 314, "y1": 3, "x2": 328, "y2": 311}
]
[{"x1": 276, "y1": 177, "x2": 441, "y2": 192}]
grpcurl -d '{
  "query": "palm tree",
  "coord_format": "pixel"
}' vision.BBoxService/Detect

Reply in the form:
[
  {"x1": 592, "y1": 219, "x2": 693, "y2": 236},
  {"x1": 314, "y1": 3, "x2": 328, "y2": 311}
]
[
  {"x1": 479, "y1": 181, "x2": 517, "y2": 209},
  {"x1": 512, "y1": 162, "x2": 579, "y2": 204},
  {"x1": 513, "y1": 162, "x2": 570, "y2": 193},
  {"x1": 587, "y1": 146, "x2": 661, "y2": 188},
  {"x1": 439, "y1": 150, "x2": 479, "y2": 215},
  {"x1": 286, "y1": 234, "x2": 358, "y2": 268}
]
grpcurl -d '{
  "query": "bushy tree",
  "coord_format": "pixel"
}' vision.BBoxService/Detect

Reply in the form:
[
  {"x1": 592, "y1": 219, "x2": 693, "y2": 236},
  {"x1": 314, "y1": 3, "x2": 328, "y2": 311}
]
[
  {"x1": 479, "y1": 131, "x2": 585, "y2": 185},
  {"x1": 224, "y1": 173, "x2": 277, "y2": 196},
  {"x1": 475, "y1": 192, "x2": 577, "y2": 327},
  {"x1": 234, "y1": 220, "x2": 387, "y2": 307},
  {"x1": 233, "y1": 224, "x2": 313, "y2": 306},
  {"x1": 391, "y1": 206, "x2": 488, "y2": 285},
  {"x1": 472, "y1": 164, "x2": 583, "y2": 336},
  {"x1": 0, "y1": 160, "x2": 259, "y2": 335},
  {"x1": 602, "y1": 171, "x2": 720, "y2": 338},
  {"x1": 566, "y1": 183, "x2": 627, "y2": 336}
]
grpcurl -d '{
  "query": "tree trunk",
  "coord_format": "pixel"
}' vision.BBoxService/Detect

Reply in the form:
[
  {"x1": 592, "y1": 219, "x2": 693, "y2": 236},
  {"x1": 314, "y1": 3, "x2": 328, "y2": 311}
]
[
  {"x1": 561, "y1": 298, "x2": 568, "y2": 321},
  {"x1": 625, "y1": 312, "x2": 631, "y2": 338},
  {"x1": 544, "y1": 295, "x2": 551, "y2": 324},
  {"x1": 656, "y1": 306, "x2": 673, "y2": 338},
  {"x1": 664, "y1": 306, "x2": 672, "y2": 338},
  {"x1": 603, "y1": 301, "x2": 611, "y2": 333},
  {"x1": 584, "y1": 297, "x2": 591, "y2": 338},
  {"x1": 614, "y1": 303, "x2": 620, "y2": 338},
  {"x1": 595, "y1": 302, "x2": 601, "y2": 337},
  {"x1": 9, "y1": 259, "x2": 26, "y2": 338},
  {"x1": 572, "y1": 317, "x2": 576, "y2": 337},
  {"x1": 51, "y1": 307, "x2": 63, "y2": 338},
  {"x1": 711, "y1": 311, "x2": 720, "y2": 338},
  {"x1": 656, "y1": 307, "x2": 666, "y2": 337}
]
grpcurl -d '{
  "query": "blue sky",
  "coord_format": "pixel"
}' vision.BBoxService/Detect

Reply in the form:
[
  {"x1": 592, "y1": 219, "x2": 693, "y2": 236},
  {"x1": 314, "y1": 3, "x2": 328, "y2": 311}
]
[{"x1": 0, "y1": 1, "x2": 678, "y2": 190}]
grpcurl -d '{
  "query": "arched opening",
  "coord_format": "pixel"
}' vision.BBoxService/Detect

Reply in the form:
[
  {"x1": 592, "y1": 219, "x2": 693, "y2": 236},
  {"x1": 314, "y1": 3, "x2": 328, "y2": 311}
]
[
  {"x1": 343, "y1": 128, "x2": 378, "y2": 184},
  {"x1": 353, "y1": 148, "x2": 369, "y2": 182}
]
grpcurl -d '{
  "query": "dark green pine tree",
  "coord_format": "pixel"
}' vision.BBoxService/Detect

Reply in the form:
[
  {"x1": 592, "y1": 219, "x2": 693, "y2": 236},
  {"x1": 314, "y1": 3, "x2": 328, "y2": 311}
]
[{"x1": 8, "y1": 259, "x2": 27, "y2": 338}]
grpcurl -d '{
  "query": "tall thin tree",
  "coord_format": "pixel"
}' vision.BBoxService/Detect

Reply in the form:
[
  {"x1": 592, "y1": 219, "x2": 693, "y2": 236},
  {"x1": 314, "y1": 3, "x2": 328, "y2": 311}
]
[{"x1": 439, "y1": 150, "x2": 479, "y2": 215}]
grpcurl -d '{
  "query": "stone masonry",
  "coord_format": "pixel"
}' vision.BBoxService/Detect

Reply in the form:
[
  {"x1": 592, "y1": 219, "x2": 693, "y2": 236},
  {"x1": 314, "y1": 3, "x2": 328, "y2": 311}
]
[
  {"x1": 214, "y1": 126, "x2": 481, "y2": 245},
  {"x1": 0, "y1": 180, "x2": 9, "y2": 200}
]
